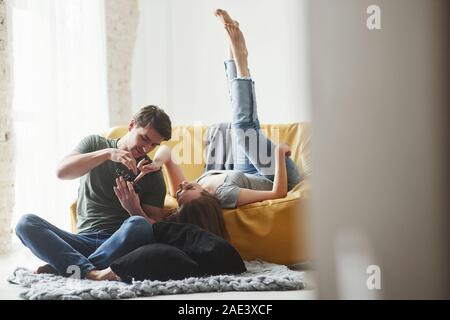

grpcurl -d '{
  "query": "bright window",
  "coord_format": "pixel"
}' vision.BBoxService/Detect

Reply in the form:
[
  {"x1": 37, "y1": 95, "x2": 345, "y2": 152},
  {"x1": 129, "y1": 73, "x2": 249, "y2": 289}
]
[{"x1": 10, "y1": 0, "x2": 109, "y2": 232}]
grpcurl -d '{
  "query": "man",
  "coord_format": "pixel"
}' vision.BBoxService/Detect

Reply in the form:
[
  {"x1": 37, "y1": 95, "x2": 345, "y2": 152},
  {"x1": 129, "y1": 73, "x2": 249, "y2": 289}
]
[{"x1": 15, "y1": 105, "x2": 171, "y2": 281}]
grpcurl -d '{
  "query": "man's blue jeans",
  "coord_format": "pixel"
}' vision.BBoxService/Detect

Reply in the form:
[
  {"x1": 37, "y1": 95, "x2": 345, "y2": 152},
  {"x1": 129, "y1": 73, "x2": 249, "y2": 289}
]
[{"x1": 15, "y1": 214, "x2": 155, "y2": 278}]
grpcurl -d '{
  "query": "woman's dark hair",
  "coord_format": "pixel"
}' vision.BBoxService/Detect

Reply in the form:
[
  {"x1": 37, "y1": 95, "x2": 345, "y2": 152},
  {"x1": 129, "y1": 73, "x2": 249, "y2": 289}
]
[
  {"x1": 133, "y1": 105, "x2": 172, "y2": 141},
  {"x1": 164, "y1": 191, "x2": 229, "y2": 240}
]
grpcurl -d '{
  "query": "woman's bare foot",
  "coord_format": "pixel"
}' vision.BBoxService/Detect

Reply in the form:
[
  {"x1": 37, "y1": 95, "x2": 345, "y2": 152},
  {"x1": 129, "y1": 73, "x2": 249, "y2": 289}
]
[
  {"x1": 86, "y1": 267, "x2": 121, "y2": 281},
  {"x1": 225, "y1": 24, "x2": 249, "y2": 77},
  {"x1": 229, "y1": 20, "x2": 239, "y2": 60},
  {"x1": 34, "y1": 264, "x2": 58, "y2": 275},
  {"x1": 215, "y1": 9, "x2": 249, "y2": 77},
  {"x1": 227, "y1": 19, "x2": 240, "y2": 60},
  {"x1": 216, "y1": 9, "x2": 239, "y2": 60}
]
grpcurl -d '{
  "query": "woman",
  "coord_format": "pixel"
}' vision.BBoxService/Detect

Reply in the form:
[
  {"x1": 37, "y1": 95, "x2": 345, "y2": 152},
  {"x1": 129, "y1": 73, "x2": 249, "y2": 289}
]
[{"x1": 135, "y1": 10, "x2": 302, "y2": 232}]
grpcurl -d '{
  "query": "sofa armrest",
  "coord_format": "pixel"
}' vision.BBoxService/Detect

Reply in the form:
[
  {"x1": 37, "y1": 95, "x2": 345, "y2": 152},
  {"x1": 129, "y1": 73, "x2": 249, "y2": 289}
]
[{"x1": 223, "y1": 180, "x2": 311, "y2": 265}]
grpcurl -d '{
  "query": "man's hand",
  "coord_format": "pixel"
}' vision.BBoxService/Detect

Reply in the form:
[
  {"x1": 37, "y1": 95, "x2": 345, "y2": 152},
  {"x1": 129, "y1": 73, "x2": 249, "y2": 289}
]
[
  {"x1": 134, "y1": 158, "x2": 163, "y2": 183},
  {"x1": 113, "y1": 176, "x2": 141, "y2": 216},
  {"x1": 108, "y1": 149, "x2": 138, "y2": 175}
]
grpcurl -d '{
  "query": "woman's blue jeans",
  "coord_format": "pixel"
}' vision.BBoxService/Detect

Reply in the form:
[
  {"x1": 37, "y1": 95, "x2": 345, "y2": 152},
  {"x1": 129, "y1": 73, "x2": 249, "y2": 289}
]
[
  {"x1": 15, "y1": 214, "x2": 155, "y2": 278},
  {"x1": 225, "y1": 59, "x2": 301, "y2": 190}
]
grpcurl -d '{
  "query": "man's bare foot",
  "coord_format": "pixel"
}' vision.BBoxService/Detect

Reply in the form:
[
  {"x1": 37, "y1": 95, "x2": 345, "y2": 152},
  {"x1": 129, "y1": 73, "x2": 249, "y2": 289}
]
[
  {"x1": 86, "y1": 267, "x2": 121, "y2": 281},
  {"x1": 34, "y1": 264, "x2": 58, "y2": 275}
]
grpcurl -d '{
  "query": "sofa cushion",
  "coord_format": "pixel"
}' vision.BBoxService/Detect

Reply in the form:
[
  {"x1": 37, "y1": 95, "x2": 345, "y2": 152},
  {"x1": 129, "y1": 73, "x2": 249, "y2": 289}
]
[
  {"x1": 152, "y1": 221, "x2": 247, "y2": 276},
  {"x1": 110, "y1": 243, "x2": 199, "y2": 282}
]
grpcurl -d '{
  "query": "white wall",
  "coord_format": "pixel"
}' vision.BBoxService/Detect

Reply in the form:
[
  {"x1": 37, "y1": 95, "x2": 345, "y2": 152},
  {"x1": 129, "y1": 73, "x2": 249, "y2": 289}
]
[
  {"x1": 310, "y1": 0, "x2": 450, "y2": 299},
  {"x1": 131, "y1": 0, "x2": 310, "y2": 125}
]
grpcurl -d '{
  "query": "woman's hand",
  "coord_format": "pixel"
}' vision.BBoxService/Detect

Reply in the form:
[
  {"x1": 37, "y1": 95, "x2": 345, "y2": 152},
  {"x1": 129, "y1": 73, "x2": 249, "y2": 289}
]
[
  {"x1": 277, "y1": 143, "x2": 292, "y2": 157},
  {"x1": 113, "y1": 176, "x2": 141, "y2": 215},
  {"x1": 134, "y1": 158, "x2": 163, "y2": 183}
]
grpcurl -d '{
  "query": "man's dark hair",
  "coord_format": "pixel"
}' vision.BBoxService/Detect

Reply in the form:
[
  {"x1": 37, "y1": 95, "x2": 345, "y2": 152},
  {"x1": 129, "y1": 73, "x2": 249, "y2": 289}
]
[
  {"x1": 133, "y1": 105, "x2": 172, "y2": 141},
  {"x1": 165, "y1": 191, "x2": 229, "y2": 240}
]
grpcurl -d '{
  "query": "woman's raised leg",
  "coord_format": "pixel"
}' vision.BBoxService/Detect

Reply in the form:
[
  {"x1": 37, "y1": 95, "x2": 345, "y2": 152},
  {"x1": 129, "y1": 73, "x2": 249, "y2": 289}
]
[{"x1": 215, "y1": 10, "x2": 301, "y2": 188}]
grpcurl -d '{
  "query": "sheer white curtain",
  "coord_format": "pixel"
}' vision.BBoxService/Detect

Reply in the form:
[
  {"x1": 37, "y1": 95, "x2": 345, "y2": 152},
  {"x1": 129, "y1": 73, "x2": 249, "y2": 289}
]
[{"x1": 10, "y1": 0, "x2": 109, "y2": 232}]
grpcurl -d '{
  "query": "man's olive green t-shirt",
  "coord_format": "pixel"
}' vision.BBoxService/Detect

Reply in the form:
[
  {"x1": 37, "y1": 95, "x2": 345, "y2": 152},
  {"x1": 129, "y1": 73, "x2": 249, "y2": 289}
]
[{"x1": 74, "y1": 135, "x2": 166, "y2": 234}]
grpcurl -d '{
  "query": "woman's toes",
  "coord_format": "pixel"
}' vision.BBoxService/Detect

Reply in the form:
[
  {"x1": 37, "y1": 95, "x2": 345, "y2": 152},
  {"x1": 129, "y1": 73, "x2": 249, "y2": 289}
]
[{"x1": 215, "y1": 9, "x2": 234, "y2": 25}]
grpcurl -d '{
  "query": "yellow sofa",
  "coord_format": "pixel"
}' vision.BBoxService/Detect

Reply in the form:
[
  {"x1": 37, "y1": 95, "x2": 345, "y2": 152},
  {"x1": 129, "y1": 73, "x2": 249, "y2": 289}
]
[{"x1": 70, "y1": 123, "x2": 311, "y2": 265}]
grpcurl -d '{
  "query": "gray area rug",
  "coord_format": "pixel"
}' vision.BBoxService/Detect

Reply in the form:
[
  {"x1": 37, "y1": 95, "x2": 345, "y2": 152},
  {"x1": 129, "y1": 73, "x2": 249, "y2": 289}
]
[{"x1": 7, "y1": 260, "x2": 305, "y2": 300}]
